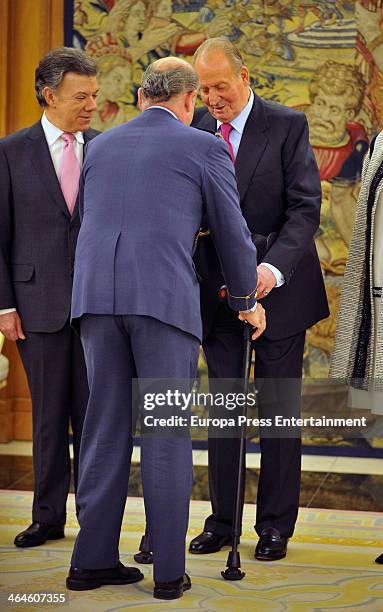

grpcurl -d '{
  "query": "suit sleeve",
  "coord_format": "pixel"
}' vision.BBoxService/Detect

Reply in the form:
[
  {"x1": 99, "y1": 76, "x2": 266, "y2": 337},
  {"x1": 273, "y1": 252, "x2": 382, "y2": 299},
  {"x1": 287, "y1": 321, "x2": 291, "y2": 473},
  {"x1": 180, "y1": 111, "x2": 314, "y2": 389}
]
[
  {"x1": 262, "y1": 112, "x2": 321, "y2": 284},
  {"x1": 78, "y1": 171, "x2": 85, "y2": 223},
  {"x1": 0, "y1": 143, "x2": 16, "y2": 309},
  {"x1": 79, "y1": 142, "x2": 91, "y2": 222},
  {"x1": 201, "y1": 138, "x2": 258, "y2": 311}
]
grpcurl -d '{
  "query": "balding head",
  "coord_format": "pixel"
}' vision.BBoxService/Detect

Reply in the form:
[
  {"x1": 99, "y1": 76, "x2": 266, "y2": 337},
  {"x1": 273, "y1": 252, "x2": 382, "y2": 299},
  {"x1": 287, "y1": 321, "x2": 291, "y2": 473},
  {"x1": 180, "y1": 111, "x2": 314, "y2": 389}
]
[
  {"x1": 138, "y1": 56, "x2": 199, "y2": 125},
  {"x1": 140, "y1": 57, "x2": 199, "y2": 105},
  {"x1": 151, "y1": 56, "x2": 190, "y2": 73}
]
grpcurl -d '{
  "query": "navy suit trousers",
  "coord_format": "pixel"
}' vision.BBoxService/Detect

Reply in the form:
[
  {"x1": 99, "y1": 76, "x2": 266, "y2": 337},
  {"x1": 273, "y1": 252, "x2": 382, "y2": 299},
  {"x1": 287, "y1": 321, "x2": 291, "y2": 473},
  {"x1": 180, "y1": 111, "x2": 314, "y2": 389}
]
[
  {"x1": 71, "y1": 314, "x2": 199, "y2": 582},
  {"x1": 202, "y1": 302, "x2": 305, "y2": 538}
]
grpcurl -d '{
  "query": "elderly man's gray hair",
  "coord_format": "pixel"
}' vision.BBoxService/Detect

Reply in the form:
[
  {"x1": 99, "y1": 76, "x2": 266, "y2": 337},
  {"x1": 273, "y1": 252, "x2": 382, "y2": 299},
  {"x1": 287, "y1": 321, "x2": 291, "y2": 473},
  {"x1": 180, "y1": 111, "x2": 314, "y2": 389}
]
[
  {"x1": 193, "y1": 37, "x2": 243, "y2": 73},
  {"x1": 141, "y1": 61, "x2": 199, "y2": 103}
]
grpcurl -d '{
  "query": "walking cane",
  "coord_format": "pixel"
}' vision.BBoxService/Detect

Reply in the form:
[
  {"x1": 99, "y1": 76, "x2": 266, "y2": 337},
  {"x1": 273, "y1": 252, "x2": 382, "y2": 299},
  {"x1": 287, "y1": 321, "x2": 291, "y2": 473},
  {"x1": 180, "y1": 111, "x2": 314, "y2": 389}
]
[
  {"x1": 221, "y1": 320, "x2": 252, "y2": 581},
  {"x1": 133, "y1": 285, "x2": 254, "y2": 572}
]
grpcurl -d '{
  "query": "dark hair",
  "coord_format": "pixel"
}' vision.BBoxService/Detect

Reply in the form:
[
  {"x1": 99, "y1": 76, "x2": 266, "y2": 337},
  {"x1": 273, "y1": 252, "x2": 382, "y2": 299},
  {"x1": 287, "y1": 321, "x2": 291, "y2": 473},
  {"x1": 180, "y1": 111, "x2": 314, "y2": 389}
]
[
  {"x1": 35, "y1": 47, "x2": 98, "y2": 107},
  {"x1": 141, "y1": 60, "x2": 198, "y2": 103}
]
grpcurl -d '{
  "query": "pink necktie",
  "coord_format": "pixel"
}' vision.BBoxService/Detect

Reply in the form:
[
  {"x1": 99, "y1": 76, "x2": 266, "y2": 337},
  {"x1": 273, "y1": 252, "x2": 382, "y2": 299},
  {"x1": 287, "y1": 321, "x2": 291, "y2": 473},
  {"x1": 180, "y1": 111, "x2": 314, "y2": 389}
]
[
  {"x1": 60, "y1": 133, "x2": 80, "y2": 215},
  {"x1": 220, "y1": 123, "x2": 235, "y2": 163}
]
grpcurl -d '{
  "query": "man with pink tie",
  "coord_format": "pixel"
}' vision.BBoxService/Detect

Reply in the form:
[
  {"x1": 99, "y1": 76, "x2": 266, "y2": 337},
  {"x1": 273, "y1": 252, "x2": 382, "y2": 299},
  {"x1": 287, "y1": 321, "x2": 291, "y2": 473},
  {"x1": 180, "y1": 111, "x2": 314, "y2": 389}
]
[{"x1": 0, "y1": 48, "x2": 99, "y2": 549}]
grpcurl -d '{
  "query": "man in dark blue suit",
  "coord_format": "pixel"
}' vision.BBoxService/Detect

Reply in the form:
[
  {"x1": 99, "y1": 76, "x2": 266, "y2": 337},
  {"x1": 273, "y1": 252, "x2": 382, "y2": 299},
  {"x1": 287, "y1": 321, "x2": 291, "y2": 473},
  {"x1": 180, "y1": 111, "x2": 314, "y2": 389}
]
[
  {"x1": 189, "y1": 38, "x2": 329, "y2": 561},
  {"x1": 66, "y1": 57, "x2": 265, "y2": 600},
  {"x1": 0, "y1": 48, "x2": 99, "y2": 548}
]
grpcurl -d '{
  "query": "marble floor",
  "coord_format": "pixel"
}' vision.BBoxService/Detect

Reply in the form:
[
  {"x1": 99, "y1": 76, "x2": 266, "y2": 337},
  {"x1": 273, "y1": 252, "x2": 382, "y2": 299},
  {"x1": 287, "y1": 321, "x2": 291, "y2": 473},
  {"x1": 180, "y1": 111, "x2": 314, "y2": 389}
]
[{"x1": 1, "y1": 442, "x2": 383, "y2": 513}]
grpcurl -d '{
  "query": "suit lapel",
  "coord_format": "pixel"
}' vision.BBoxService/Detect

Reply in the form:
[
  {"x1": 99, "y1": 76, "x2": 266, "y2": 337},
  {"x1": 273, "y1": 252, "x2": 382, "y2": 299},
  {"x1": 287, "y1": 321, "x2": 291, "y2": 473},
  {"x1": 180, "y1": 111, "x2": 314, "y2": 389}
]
[
  {"x1": 194, "y1": 97, "x2": 269, "y2": 202},
  {"x1": 27, "y1": 121, "x2": 71, "y2": 218},
  {"x1": 195, "y1": 111, "x2": 216, "y2": 133},
  {"x1": 235, "y1": 94, "x2": 269, "y2": 202}
]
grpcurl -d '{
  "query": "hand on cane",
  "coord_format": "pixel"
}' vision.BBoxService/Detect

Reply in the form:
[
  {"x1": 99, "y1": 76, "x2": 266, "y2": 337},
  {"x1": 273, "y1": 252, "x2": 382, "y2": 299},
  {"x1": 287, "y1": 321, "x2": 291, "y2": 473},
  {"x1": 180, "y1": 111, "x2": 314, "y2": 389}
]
[{"x1": 238, "y1": 304, "x2": 266, "y2": 340}]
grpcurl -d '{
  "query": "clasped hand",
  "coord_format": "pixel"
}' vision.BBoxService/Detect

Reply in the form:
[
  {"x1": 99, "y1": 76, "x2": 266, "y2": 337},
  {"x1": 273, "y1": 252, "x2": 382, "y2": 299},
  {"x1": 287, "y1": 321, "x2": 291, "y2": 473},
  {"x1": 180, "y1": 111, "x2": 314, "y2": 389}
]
[
  {"x1": 257, "y1": 264, "x2": 277, "y2": 299},
  {"x1": 0, "y1": 312, "x2": 25, "y2": 341}
]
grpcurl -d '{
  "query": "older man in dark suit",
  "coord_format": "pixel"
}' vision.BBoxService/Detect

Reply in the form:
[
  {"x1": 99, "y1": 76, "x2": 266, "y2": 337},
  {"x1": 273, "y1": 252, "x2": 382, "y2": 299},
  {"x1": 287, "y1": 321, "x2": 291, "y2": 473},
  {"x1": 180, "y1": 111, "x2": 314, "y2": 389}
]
[
  {"x1": 66, "y1": 57, "x2": 265, "y2": 599},
  {"x1": 0, "y1": 48, "x2": 98, "y2": 548},
  {"x1": 188, "y1": 38, "x2": 329, "y2": 561}
]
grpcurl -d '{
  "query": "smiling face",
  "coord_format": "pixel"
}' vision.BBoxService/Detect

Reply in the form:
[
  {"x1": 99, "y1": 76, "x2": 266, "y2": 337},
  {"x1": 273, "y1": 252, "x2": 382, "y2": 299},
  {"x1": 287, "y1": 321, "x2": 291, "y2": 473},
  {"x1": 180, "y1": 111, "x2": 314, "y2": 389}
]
[
  {"x1": 43, "y1": 71, "x2": 98, "y2": 132},
  {"x1": 194, "y1": 50, "x2": 250, "y2": 123}
]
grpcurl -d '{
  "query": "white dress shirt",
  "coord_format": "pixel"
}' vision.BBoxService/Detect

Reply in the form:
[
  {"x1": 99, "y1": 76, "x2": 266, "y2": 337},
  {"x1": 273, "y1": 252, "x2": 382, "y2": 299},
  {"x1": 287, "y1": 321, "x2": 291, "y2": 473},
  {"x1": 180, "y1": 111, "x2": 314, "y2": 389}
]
[
  {"x1": 217, "y1": 90, "x2": 284, "y2": 288},
  {"x1": 0, "y1": 114, "x2": 85, "y2": 315},
  {"x1": 41, "y1": 112, "x2": 84, "y2": 177},
  {"x1": 216, "y1": 90, "x2": 254, "y2": 159}
]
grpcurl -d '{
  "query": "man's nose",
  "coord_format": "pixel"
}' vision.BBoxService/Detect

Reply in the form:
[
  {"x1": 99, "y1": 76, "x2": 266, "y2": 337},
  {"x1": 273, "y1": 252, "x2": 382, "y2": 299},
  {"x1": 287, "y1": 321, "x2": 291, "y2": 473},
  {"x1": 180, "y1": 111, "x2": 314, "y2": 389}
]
[
  {"x1": 208, "y1": 91, "x2": 220, "y2": 106},
  {"x1": 85, "y1": 96, "x2": 98, "y2": 112}
]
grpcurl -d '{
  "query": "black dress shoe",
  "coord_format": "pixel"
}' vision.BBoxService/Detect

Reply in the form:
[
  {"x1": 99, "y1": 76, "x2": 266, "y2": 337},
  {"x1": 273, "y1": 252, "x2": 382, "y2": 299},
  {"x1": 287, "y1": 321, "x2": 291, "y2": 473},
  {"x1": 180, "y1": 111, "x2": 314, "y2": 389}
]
[
  {"x1": 375, "y1": 553, "x2": 383, "y2": 564},
  {"x1": 66, "y1": 562, "x2": 144, "y2": 591},
  {"x1": 153, "y1": 573, "x2": 191, "y2": 600},
  {"x1": 255, "y1": 527, "x2": 288, "y2": 561},
  {"x1": 14, "y1": 522, "x2": 65, "y2": 548},
  {"x1": 189, "y1": 531, "x2": 232, "y2": 554}
]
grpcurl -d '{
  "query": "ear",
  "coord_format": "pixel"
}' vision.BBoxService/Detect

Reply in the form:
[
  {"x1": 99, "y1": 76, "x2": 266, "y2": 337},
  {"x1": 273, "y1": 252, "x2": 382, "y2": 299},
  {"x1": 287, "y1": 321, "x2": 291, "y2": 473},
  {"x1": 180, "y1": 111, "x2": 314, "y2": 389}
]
[
  {"x1": 240, "y1": 65, "x2": 250, "y2": 87},
  {"x1": 42, "y1": 86, "x2": 57, "y2": 108},
  {"x1": 185, "y1": 89, "x2": 197, "y2": 114},
  {"x1": 138, "y1": 87, "x2": 146, "y2": 111}
]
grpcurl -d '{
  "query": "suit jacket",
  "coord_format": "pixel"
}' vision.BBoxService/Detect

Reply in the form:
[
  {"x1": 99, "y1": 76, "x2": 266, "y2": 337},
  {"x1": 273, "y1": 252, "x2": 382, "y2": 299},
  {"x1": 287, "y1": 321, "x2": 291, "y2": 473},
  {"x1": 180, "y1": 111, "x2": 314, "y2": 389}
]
[
  {"x1": 71, "y1": 108, "x2": 258, "y2": 341},
  {"x1": 192, "y1": 95, "x2": 329, "y2": 340},
  {"x1": 0, "y1": 121, "x2": 99, "y2": 332}
]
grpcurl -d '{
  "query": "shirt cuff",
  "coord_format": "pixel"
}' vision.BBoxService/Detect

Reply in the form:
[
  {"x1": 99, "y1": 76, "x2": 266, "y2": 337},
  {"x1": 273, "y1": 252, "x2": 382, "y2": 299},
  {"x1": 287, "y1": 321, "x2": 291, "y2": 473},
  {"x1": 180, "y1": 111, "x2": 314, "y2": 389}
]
[
  {"x1": 0, "y1": 308, "x2": 16, "y2": 315},
  {"x1": 260, "y1": 263, "x2": 285, "y2": 287},
  {"x1": 241, "y1": 303, "x2": 257, "y2": 313},
  {"x1": 227, "y1": 287, "x2": 257, "y2": 312}
]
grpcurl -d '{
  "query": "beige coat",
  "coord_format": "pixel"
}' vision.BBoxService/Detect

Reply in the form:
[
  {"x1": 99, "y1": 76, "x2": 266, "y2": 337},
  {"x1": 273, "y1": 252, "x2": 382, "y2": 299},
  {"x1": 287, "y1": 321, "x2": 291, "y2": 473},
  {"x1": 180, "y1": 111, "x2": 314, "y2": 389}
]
[{"x1": 330, "y1": 131, "x2": 383, "y2": 394}]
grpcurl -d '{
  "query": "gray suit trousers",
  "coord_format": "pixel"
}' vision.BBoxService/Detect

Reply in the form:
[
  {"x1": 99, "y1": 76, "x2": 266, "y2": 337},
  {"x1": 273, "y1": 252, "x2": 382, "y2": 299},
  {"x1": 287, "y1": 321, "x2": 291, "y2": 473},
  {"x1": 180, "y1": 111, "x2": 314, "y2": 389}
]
[{"x1": 71, "y1": 314, "x2": 199, "y2": 582}]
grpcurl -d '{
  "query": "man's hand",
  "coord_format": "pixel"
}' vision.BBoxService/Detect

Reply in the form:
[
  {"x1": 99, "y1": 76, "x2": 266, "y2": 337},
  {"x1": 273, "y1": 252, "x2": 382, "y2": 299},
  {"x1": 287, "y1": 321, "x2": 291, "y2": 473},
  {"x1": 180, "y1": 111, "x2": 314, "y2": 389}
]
[
  {"x1": 238, "y1": 303, "x2": 266, "y2": 340},
  {"x1": 0, "y1": 312, "x2": 25, "y2": 341},
  {"x1": 257, "y1": 264, "x2": 277, "y2": 299}
]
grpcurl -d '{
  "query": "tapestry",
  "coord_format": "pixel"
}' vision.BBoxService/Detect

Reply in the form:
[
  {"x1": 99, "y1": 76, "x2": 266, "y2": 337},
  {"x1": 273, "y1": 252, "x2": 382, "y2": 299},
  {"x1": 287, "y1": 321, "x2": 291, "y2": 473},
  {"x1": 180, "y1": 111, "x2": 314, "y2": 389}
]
[{"x1": 71, "y1": 0, "x2": 383, "y2": 377}]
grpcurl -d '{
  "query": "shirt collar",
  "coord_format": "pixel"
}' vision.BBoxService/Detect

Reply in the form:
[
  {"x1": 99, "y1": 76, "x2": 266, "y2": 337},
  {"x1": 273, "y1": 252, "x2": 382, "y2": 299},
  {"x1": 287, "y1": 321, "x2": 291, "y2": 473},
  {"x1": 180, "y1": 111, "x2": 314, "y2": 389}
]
[
  {"x1": 41, "y1": 112, "x2": 84, "y2": 146},
  {"x1": 217, "y1": 89, "x2": 254, "y2": 135},
  {"x1": 146, "y1": 105, "x2": 179, "y2": 121}
]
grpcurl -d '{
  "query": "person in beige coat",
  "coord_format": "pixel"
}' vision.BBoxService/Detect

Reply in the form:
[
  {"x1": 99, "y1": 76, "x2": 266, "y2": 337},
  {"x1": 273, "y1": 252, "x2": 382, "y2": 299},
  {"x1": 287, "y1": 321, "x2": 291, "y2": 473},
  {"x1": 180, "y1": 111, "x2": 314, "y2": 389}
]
[{"x1": 330, "y1": 132, "x2": 383, "y2": 565}]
